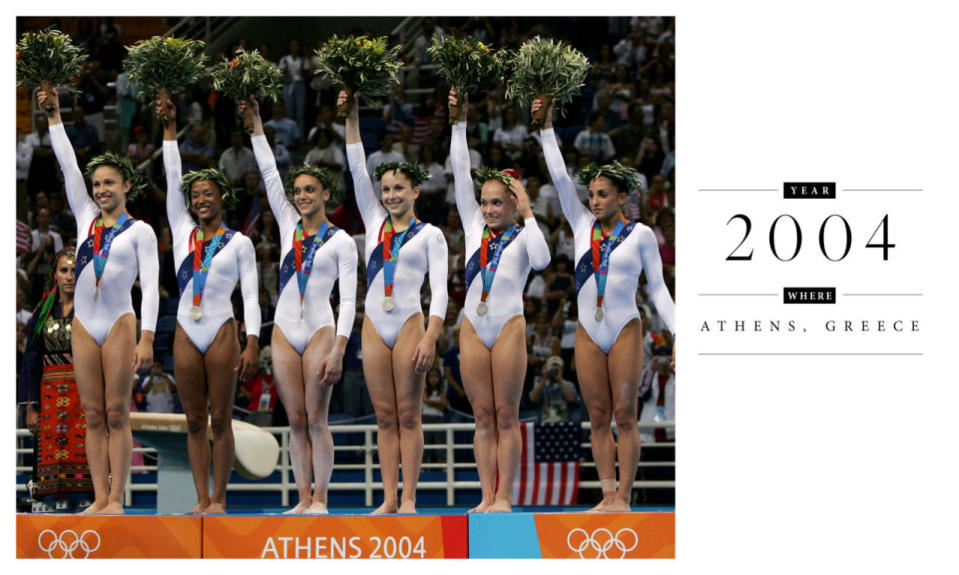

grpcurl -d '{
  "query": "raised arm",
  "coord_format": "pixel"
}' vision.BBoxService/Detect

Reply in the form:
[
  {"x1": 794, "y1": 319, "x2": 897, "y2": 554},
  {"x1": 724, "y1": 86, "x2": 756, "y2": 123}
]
[
  {"x1": 637, "y1": 225, "x2": 675, "y2": 335},
  {"x1": 449, "y1": 91, "x2": 482, "y2": 230},
  {"x1": 533, "y1": 98, "x2": 591, "y2": 233},
  {"x1": 341, "y1": 90, "x2": 385, "y2": 224},
  {"x1": 158, "y1": 97, "x2": 195, "y2": 240},
  {"x1": 243, "y1": 96, "x2": 299, "y2": 232},
  {"x1": 41, "y1": 87, "x2": 98, "y2": 226}
]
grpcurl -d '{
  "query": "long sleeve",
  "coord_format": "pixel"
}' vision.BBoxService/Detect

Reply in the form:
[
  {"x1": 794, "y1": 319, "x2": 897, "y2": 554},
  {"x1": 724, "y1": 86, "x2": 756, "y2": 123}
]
[
  {"x1": 346, "y1": 142, "x2": 386, "y2": 226},
  {"x1": 523, "y1": 216, "x2": 551, "y2": 271},
  {"x1": 162, "y1": 140, "x2": 195, "y2": 241},
  {"x1": 426, "y1": 229, "x2": 449, "y2": 320},
  {"x1": 252, "y1": 134, "x2": 299, "y2": 233},
  {"x1": 451, "y1": 122, "x2": 482, "y2": 230},
  {"x1": 334, "y1": 235, "x2": 358, "y2": 339},
  {"x1": 637, "y1": 225, "x2": 675, "y2": 335},
  {"x1": 237, "y1": 236, "x2": 262, "y2": 338},
  {"x1": 135, "y1": 224, "x2": 160, "y2": 333},
  {"x1": 50, "y1": 123, "x2": 98, "y2": 230},
  {"x1": 540, "y1": 128, "x2": 591, "y2": 233}
]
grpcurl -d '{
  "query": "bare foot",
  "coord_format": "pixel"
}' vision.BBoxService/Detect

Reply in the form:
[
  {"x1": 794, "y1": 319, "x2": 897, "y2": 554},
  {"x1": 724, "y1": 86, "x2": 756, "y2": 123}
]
[
  {"x1": 602, "y1": 499, "x2": 631, "y2": 512},
  {"x1": 371, "y1": 501, "x2": 398, "y2": 515},
  {"x1": 186, "y1": 501, "x2": 210, "y2": 515},
  {"x1": 396, "y1": 501, "x2": 417, "y2": 514},
  {"x1": 205, "y1": 502, "x2": 227, "y2": 514},
  {"x1": 587, "y1": 494, "x2": 617, "y2": 513},
  {"x1": 486, "y1": 499, "x2": 512, "y2": 513},
  {"x1": 78, "y1": 500, "x2": 108, "y2": 515},
  {"x1": 283, "y1": 502, "x2": 311, "y2": 515},
  {"x1": 468, "y1": 499, "x2": 493, "y2": 513},
  {"x1": 305, "y1": 502, "x2": 329, "y2": 514},
  {"x1": 95, "y1": 501, "x2": 125, "y2": 515}
]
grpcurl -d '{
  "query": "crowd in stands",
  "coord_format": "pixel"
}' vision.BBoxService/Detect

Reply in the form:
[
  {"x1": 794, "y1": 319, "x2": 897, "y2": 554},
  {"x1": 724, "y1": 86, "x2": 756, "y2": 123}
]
[{"x1": 16, "y1": 16, "x2": 675, "y2": 430}]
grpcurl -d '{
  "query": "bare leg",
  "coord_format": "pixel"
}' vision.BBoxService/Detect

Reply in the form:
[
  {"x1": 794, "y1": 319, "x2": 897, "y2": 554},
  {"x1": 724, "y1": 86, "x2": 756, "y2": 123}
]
[
  {"x1": 203, "y1": 320, "x2": 241, "y2": 514},
  {"x1": 488, "y1": 316, "x2": 527, "y2": 512},
  {"x1": 71, "y1": 319, "x2": 108, "y2": 514},
  {"x1": 97, "y1": 314, "x2": 137, "y2": 514},
  {"x1": 458, "y1": 320, "x2": 495, "y2": 513},
  {"x1": 606, "y1": 319, "x2": 643, "y2": 512},
  {"x1": 362, "y1": 318, "x2": 399, "y2": 514},
  {"x1": 575, "y1": 324, "x2": 617, "y2": 512},
  {"x1": 391, "y1": 314, "x2": 427, "y2": 514},
  {"x1": 271, "y1": 328, "x2": 311, "y2": 514},
  {"x1": 303, "y1": 327, "x2": 335, "y2": 514},
  {"x1": 174, "y1": 324, "x2": 211, "y2": 514}
]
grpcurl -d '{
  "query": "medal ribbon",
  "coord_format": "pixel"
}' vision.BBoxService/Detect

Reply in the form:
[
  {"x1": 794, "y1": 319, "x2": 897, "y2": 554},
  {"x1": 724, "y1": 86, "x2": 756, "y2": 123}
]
[
  {"x1": 294, "y1": 220, "x2": 330, "y2": 310},
  {"x1": 191, "y1": 223, "x2": 227, "y2": 310},
  {"x1": 479, "y1": 223, "x2": 519, "y2": 304},
  {"x1": 379, "y1": 215, "x2": 417, "y2": 299},
  {"x1": 590, "y1": 217, "x2": 627, "y2": 309},
  {"x1": 88, "y1": 212, "x2": 130, "y2": 292}
]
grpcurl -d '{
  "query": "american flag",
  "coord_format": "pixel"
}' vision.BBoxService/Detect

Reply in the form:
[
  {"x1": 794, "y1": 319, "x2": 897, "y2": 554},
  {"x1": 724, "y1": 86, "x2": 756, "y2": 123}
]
[
  {"x1": 242, "y1": 197, "x2": 261, "y2": 236},
  {"x1": 512, "y1": 421, "x2": 581, "y2": 506},
  {"x1": 16, "y1": 220, "x2": 31, "y2": 254}
]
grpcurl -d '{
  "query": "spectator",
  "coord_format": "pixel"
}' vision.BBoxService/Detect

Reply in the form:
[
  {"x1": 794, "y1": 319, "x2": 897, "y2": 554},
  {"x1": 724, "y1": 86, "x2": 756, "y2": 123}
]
[
  {"x1": 307, "y1": 103, "x2": 345, "y2": 144},
  {"x1": 74, "y1": 61, "x2": 109, "y2": 143},
  {"x1": 638, "y1": 354, "x2": 675, "y2": 444},
  {"x1": 365, "y1": 131, "x2": 406, "y2": 191},
  {"x1": 31, "y1": 208, "x2": 64, "y2": 255},
  {"x1": 263, "y1": 125, "x2": 291, "y2": 182},
  {"x1": 442, "y1": 325, "x2": 472, "y2": 418},
  {"x1": 64, "y1": 107, "x2": 100, "y2": 168},
  {"x1": 239, "y1": 347, "x2": 278, "y2": 426},
  {"x1": 422, "y1": 367, "x2": 448, "y2": 462},
  {"x1": 573, "y1": 111, "x2": 616, "y2": 162},
  {"x1": 126, "y1": 125, "x2": 155, "y2": 166},
  {"x1": 528, "y1": 356, "x2": 579, "y2": 423},
  {"x1": 140, "y1": 360, "x2": 178, "y2": 413},
  {"x1": 179, "y1": 124, "x2": 215, "y2": 173},
  {"x1": 115, "y1": 69, "x2": 140, "y2": 151},
  {"x1": 491, "y1": 105, "x2": 528, "y2": 162},
  {"x1": 264, "y1": 99, "x2": 302, "y2": 149},
  {"x1": 528, "y1": 312, "x2": 561, "y2": 377},
  {"x1": 219, "y1": 128, "x2": 257, "y2": 185},
  {"x1": 304, "y1": 128, "x2": 346, "y2": 191},
  {"x1": 277, "y1": 40, "x2": 309, "y2": 138}
]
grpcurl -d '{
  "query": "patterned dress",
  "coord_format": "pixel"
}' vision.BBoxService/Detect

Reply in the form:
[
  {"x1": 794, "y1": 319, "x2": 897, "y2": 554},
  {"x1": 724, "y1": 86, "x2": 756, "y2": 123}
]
[{"x1": 20, "y1": 304, "x2": 93, "y2": 503}]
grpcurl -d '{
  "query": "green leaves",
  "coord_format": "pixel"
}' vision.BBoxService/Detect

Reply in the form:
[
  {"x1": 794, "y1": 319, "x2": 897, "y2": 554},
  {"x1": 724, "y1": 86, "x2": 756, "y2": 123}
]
[
  {"x1": 374, "y1": 161, "x2": 431, "y2": 185},
  {"x1": 123, "y1": 36, "x2": 209, "y2": 101},
  {"x1": 211, "y1": 48, "x2": 283, "y2": 102},
  {"x1": 473, "y1": 166, "x2": 515, "y2": 190},
  {"x1": 16, "y1": 27, "x2": 87, "y2": 90},
  {"x1": 505, "y1": 36, "x2": 589, "y2": 116},
  {"x1": 313, "y1": 35, "x2": 402, "y2": 104},
  {"x1": 577, "y1": 161, "x2": 642, "y2": 193},
  {"x1": 427, "y1": 34, "x2": 507, "y2": 94}
]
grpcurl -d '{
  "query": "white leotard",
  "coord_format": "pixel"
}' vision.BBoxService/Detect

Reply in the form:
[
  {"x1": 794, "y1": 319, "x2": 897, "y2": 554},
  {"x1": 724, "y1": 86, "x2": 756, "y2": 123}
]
[
  {"x1": 451, "y1": 122, "x2": 550, "y2": 349},
  {"x1": 163, "y1": 140, "x2": 261, "y2": 354},
  {"x1": 346, "y1": 142, "x2": 448, "y2": 349},
  {"x1": 540, "y1": 128, "x2": 675, "y2": 353},
  {"x1": 51, "y1": 123, "x2": 159, "y2": 346},
  {"x1": 252, "y1": 135, "x2": 357, "y2": 354}
]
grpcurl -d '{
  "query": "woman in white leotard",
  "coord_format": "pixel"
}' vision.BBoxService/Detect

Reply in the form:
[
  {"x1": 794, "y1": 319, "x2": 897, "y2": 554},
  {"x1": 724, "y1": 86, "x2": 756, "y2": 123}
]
[
  {"x1": 40, "y1": 88, "x2": 159, "y2": 515},
  {"x1": 533, "y1": 97, "x2": 675, "y2": 512},
  {"x1": 341, "y1": 90, "x2": 448, "y2": 514},
  {"x1": 240, "y1": 95, "x2": 357, "y2": 515},
  {"x1": 158, "y1": 97, "x2": 261, "y2": 515},
  {"x1": 448, "y1": 92, "x2": 550, "y2": 513}
]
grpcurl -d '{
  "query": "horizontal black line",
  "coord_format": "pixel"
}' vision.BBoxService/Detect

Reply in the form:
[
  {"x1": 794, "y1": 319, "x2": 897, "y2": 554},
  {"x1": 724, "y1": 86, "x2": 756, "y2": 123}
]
[
  {"x1": 843, "y1": 293, "x2": 923, "y2": 296},
  {"x1": 697, "y1": 188, "x2": 777, "y2": 192},
  {"x1": 700, "y1": 353, "x2": 922, "y2": 356},
  {"x1": 842, "y1": 188, "x2": 923, "y2": 192}
]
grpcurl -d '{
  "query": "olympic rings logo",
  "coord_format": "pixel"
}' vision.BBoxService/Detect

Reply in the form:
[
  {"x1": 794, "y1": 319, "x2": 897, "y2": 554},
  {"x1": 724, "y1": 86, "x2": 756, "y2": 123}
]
[
  {"x1": 566, "y1": 527, "x2": 638, "y2": 559},
  {"x1": 37, "y1": 529, "x2": 101, "y2": 559}
]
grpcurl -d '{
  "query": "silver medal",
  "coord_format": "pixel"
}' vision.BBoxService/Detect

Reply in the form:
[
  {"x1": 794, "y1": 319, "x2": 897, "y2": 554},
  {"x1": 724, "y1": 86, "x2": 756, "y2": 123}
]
[
  {"x1": 190, "y1": 306, "x2": 203, "y2": 321},
  {"x1": 477, "y1": 301, "x2": 488, "y2": 316},
  {"x1": 594, "y1": 308, "x2": 605, "y2": 322},
  {"x1": 382, "y1": 296, "x2": 395, "y2": 312}
]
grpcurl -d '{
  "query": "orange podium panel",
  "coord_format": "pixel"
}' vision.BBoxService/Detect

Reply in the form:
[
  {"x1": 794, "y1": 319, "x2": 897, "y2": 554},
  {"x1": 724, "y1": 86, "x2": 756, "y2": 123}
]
[
  {"x1": 203, "y1": 514, "x2": 468, "y2": 559},
  {"x1": 16, "y1": 514, "x2": 202, "y2": 558},
  {"x1": 535, "y1": 512, "x2": 675, "y2": 558}
]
